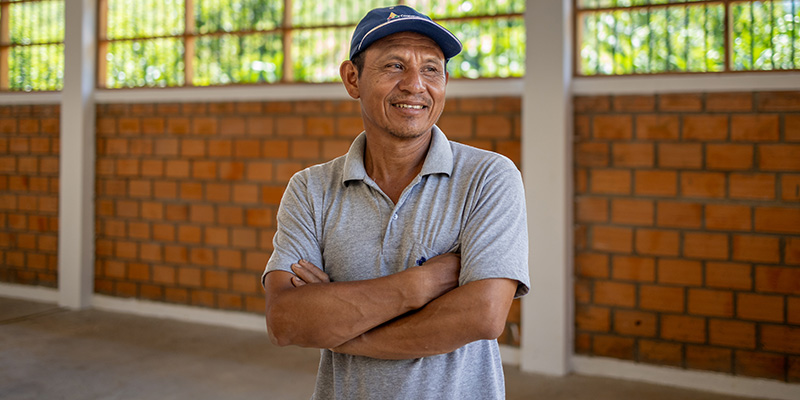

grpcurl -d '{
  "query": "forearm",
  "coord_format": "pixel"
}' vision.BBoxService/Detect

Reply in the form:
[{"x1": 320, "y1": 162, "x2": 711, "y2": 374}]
[
  {"x1": 331, "y1": 278, "x2": 517, "y2": 360},
  {"x1": 265, "y1": 257, "x2": 459, "y2": 349}
]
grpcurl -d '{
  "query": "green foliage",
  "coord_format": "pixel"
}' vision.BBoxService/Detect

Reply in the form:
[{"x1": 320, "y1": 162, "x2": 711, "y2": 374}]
[
  {"x1": 579, "y1": 0, "x2": 799, "y2": 75},
  {"x1": 106, "y1": 39, "x2": 185, "y2": 88},
  {"x1": 7, "y1": 0, "x2": 64, "y2": 91},
  {"x1": 193, "y1": 33, "x2": 283, "y2": 85}
]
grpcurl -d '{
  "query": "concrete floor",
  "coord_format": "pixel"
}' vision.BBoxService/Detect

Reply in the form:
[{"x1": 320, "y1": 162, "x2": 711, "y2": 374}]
[{"x1": 0, "y1": 296, "x2": 752, "y2": 400}]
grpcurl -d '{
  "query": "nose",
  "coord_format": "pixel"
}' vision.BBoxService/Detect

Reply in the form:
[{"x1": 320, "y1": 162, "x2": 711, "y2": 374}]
[{"x1": 397, "y1": 69, "x2": 425, "y2": 94}]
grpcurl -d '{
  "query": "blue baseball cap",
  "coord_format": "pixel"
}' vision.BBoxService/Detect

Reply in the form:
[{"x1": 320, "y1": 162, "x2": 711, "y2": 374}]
[{"x1": 349, "y1": 5, "x2": 463, "y2": 60}]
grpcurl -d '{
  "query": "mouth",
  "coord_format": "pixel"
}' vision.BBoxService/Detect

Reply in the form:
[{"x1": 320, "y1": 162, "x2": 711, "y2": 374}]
[{"x1": 391, "y1": 101, "x2": 428, "y2": 110}]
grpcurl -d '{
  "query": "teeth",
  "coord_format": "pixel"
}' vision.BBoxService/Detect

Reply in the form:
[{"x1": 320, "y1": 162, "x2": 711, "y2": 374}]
[{"x1": 395, "y1": 104, "x2": 424, "y2": 109}]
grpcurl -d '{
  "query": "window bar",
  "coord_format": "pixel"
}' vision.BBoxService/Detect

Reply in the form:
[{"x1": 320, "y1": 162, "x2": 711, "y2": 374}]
[
  {"x1": 282, "y1": 0, "x2": 293, "y2": 82},
  {"x1": 594, "y1": 10, "x2": 601, "y2": 73},
  {"x1": 97, "y1": 0, "x2": 108, "y2": 88},
  {"x1": 611, "y1": 2, "x2": 619, "y2": 74},
  {"x1": 185, "y1": 0, "x2": 195, "y2": 87},
  {"x1": 0, "y1": 1, "x2": 9, "y2": 90},
  {"x1": 703, "y1": 3, "x2": 709, "y2": 71}
]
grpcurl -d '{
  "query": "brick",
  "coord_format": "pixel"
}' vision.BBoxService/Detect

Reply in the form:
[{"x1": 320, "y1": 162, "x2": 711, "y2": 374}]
[
  {"x1": 233, "y1": 184, "x2": 258, "y2": 204},
  {"x1": 683, "y1": 232, "x2": 728, "y2": 260},
  {"x1": 118, "y1": 117, "x2": 140, "y2": 135},
  {"x1": 576, "y1": 252, "x2": 609, "y2": 278},
  {"x1": 636, "y1": 115, "x2": 679, "y2": 140},
  {"x1": 593, "y1": 335, "x2": 635, "y2": 360},
  {"x1": 220, "y1": 161, "x2": 245, "y2": 181},
  {"x1": 788, "y1": 238, "x2": 800, "y2": 265},
  {"x1": 575, "y1": 279, "x2": 592, "y2": 304},
  {"x1": 165, "y1": 204, "x2": 188, "y2": 222},
  {"x1": 178, "y1": 267, "x2": 202, "y2": 287},
  {"x1": 686, "y1": 345, "x2": 732, "y2": 373},
  {"x1": 731, "y1": 115, "x2": 780, "y2": 141},
  {"x1": 612, "y1": 255, "x2": 655, "y2": 282},
  {"x1": 576, "y1": 142, "x2": 609, "y2": 167},
  {"x1": 658, "y1": 93, "x2": 703, "y2": 112},
  {"x1": 290, "y1": 139, "x2": 321, "y2": 160},
  {"x1": 262, "y1": 140, "x2": 289, "y2": 158},
  {"x1": 759, "y1": 144, "x2": 800, "y2": 171},
  {"x1": 757, "y1": 91, "x2": 800, "y2": 111},
  {"x1": 165, "y1": 160, "x2": 190, "y2": 178},
  {"x1": 636, "y1": 229, "x2": 679, "y2": 256},
  {"x1": 656, "y1": 201, "x2": 702, "y2": 228},
  {"x1": 219, "y1": 117, "x2": 245, "y2": 136},
  {"x1": 207, "y1": 139, "x2": 232, "y2": 157},
  {"x1": 178, "y1": 225, "x2": 202, "y2": 244},
  {"x1": 612, "y1": 142, "x2": 654, "y2": 167},
  {"x1": 782, "y1": 175, "x2": 800, "y2": 201},
  {"x1": 166, "y1": 117, "x2": 190, "y2": 135},
  {"x1": 575, "y1": 169, "x2": 588, "y2": 194},
  {"x1": 336, "y1": 116, "x2": 364, "y2": 137},
  {"x1": 732, "y1": 234, "x2": 780, "y2": 263},
  {"x1": 787, "y1": 114, "x2": 800, "y2": 142},
  {"x1": 639, "y1": 340, "x2": 682, "y2": 367},
  {"x1": 180, "y1": 139, "x2": 206, "y2": 157},
  {"x1": 496, "y1": 141, "x2": 521, "y2": 166},
  {"x1": 729, "y1": 173, "x2": 775, "y2": 200},
  {"x1": 688, "y1": 289, "x2": 733, "y2": 317},
  {"x1": 756, "y1": 266, "x2": 800, "y2": 294},
  {"x1": 590, "y1": 169, "x2": 631, "y2": 194},
  {"x1": 634, "y1": 170, "x2": 677, "y2": 196},
  {"x1": 735, "y1": 350, "x2": 786, "y2": 381},
  {"x1": 459, "y1": 98, "x2": 495, "y2": 112},
  {"x1": 217, "y1": 206, "x2": 244, "y2": 225},
  {"x1": 276, "y1": 116, "x2": 304, "y2": 136},
  {"x1": 574, "y1": 96, "x2": 611, "y2": 113},
  {"x1": 614, "y1": 309, "x2": 656, "y2": 337},
  {"x1": 246, "y1": 209, "x2": 273, "y2": 227},
  {"x1": 190, "y1": 204, "x2": 215, "y2": 224},
  {"x1": 613, "y1": 95, "x2": 655, "y2": 112},
  {"x1": 192, "y1": 117, "x2": 218, "y2": 135},
  {"x1": 680, "y1": 171, "x2": 726, "y2": 198},
  {"x1": 205, "y1": 183, "x2": 231, "y2": 203},
  {"x1": 737, "y1": 292, "x2": 784, "y2": 322},
  {"x1": 591, "y1": 225, "x2": 633, "y2": 253},
  {"x1": 593, "y1": 280, "x2": 636, "y2": 307},
  {"x1": 180, "y1": 182, "x2": 203, "y2": 201},
  {"x1": 142, "y1": 117, "x2": 165, "y2": 135},
  {"x1": 164, "y1": 245, "x2": 188, "y2": 264},
  {"x1": 476, "y1": 115, "x2": 512, "y2": 139},
  {"x1": 640, "y1": 285, "x2": 684, "y2": 312},
  {"x1": 610, "y1": 198, "x2": 655, "y2": 226},
  {"x1": 756, "y1": 206, "x2": 800, "y2": 234},
  {"x1": 658, "y1": 143, "x2": 702, "y2": 169},
  {"x1": 192, "y1": 160, "x2": 217, "y2": 180},
  {"x1": 661, "y1": 314, "x2": 705, "y2": 343},
  {"x1": 706, "y1": 92, "x2": 753, "y2": 112},
  {"x1": 658, "y1": 258, "x2": 702, "y2": 286},
  {"x1": 593, "y1": 115, "x2": 632, "y2": 140},
  {"x1": 762, "y1": 325, "x2": 800, "y2": 355},
  {"x1": 705, "y1": 204, "x2": 751, "y2": 231},
  {"x1": 706, "y1": 144, "x2": 754, "y2": 170},
  {"x1": 704, "y1": 261, "x2": 750, "y2": 290},
  {"x1": 190, "y1": 248, "x2": 215, "y2": 266},
  {"x1": 790, "y1": 297, "x2": 800, "y2": 325},
  {"x1": 709, "y1": 319, "x2": 755, "y2": 348},
  {"x1": 576, "y1": 305, "x2": 610, "y2": 332}
]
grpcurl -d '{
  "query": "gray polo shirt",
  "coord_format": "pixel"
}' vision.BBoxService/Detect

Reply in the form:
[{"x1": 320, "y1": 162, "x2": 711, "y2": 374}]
[{"x1": 264, "y1": 126, "x2": 529, "y2": 400}]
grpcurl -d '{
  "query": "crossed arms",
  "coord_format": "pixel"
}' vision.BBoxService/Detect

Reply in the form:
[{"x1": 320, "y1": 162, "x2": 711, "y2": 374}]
[{"x1": 263, "y1": 254, "x2": 517, "y2": 360}]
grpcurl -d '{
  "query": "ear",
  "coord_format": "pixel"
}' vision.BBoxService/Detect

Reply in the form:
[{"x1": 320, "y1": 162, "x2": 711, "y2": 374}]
[
  {"x1": 340, "y1": 60, "x2": 360, "y2": 99},
  {"x1": 445, "y1": 71, "x2": 449, "y2": 85}
]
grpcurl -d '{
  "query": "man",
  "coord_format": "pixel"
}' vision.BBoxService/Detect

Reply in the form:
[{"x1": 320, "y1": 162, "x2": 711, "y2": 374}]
[{"x1": 263, "y1": 5, "x2": 529, "y2": 399}]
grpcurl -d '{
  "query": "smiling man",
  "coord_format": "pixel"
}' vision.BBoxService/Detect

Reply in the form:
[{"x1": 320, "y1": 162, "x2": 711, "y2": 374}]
[{"x1": 262, "y1": 5, "x2": 530, "y2": 400}]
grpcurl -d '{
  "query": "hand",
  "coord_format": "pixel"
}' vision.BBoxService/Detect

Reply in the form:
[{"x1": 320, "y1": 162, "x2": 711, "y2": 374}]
[
  {"x1": 413, "y1": 253, "x2": 461, "y2": 301},
  {"x1": 289, "y1": 259, "x2": 330, "y2": 287}
]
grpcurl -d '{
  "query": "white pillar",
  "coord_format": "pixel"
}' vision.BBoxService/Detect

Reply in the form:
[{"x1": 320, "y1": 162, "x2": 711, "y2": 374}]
[
  {"x1": 520, "y1": 0, "x2": 573, "y2": 375},
  {"x1": 58, "y1": 0, "x2": 96, "y2": 309}
]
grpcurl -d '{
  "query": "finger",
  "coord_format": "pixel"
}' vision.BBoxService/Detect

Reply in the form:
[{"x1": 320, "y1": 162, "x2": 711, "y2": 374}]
[
  {"x1": 292, "y1": 262, "x2": 325, "y2": 284},
  {"x1": 298, "y1": 259, "x2": 331, "y2": 283},
  {"x1": 291, "y1": 275, "x2": 306, "y2": 287}
]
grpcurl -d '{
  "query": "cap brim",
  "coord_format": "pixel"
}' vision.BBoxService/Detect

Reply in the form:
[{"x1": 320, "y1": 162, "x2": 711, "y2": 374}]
[{"x1": 350, "y1": 17, "x2": 462, "y2": 60}]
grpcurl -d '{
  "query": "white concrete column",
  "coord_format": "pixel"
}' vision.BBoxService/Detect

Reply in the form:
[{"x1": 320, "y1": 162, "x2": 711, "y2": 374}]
[
  {"x1": 58, "y1": 0, "x2": 96, "y2": 309},
  {"x1": 520, "y1": 0, "x2": 573, "y2": 375}
]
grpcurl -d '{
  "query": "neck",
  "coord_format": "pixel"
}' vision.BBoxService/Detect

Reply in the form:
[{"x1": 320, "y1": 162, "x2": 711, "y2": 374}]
[{"x1": 363, "y1": 131, "x2": 432, "y2": 203}]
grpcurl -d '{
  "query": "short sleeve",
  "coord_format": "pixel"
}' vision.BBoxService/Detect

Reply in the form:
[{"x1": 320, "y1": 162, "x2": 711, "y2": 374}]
[
  {"x1": 261, "y1": 171, "x2": 324, "y2": 287},
  {"x1": 458, "y1": 163, "x2": 530, "y2": 298}
]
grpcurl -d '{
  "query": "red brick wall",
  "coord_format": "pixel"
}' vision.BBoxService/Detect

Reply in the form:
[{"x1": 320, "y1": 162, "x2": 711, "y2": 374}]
[
  {"x1": 0, "y1": 105, "x2": 60, "y2": 287},
  {"x1": 93, "y1": 97, "x2": 521, "y2": 336},
  {"x1": 574, "y1": 91, "x2": 800, "y2": 382}
]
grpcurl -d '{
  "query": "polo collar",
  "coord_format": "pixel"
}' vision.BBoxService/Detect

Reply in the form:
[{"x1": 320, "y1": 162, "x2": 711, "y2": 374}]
[{"x1": 342, "y1": 125, "x2": 453, "y2": 184}]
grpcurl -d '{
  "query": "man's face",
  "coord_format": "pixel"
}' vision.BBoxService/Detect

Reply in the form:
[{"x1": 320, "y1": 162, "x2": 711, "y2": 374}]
[{"x1": 354, "y1": 32, "x2": 448, "y2": 140}]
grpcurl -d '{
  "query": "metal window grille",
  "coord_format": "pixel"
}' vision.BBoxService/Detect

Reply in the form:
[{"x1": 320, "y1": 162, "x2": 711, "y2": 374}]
[
  {"x1": 575, "y1": 0, "x2": 800, "y2": 76},
  {"x1": 0, "y1": 0, "x2": 64, "y2": 92},
  {"x1": 97, "y1": 0, "x2": 526, "y2": 89}
]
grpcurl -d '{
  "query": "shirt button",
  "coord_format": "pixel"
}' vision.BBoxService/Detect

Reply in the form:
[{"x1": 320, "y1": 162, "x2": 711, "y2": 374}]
[{"x1": 392, "y1": 214, "x2": 398, "y2": 220}]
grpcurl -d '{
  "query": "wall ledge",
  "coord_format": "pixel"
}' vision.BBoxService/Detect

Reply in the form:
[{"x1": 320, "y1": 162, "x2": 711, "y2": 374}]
[{"x1": 573, "y1": 355, "x2": 800, "y2": 400}]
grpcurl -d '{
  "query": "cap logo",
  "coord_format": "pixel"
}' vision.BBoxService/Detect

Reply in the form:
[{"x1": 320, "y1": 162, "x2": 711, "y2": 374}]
[{"x1": 388, "y1": 12, "x2": 399, "y2": 20}]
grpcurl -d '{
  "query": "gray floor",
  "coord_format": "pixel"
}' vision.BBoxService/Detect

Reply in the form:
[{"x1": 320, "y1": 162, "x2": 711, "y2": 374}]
[{"x1": 0, "y1": 296, "x2": 751, "y2": 400}]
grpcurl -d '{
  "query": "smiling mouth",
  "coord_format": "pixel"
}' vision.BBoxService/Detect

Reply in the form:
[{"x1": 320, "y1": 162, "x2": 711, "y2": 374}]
[{"x1": 392, "y1": 103, "x2": 427, "y2": 110}]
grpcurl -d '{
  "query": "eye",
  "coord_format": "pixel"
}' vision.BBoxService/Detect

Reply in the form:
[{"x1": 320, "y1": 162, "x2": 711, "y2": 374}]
[{"x1": 386, "y1": 63, "x2": 403, "y2": 70}]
